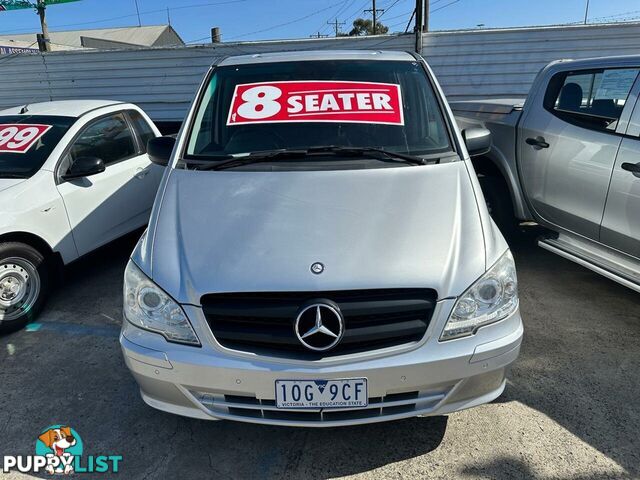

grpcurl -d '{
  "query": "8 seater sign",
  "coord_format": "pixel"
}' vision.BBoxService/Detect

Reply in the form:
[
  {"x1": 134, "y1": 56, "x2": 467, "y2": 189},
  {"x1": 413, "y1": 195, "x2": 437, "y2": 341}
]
[
  {"x1": 227, "y1": 80, "x2": 404, "y2": 126},
  {"x1": 0, "y1": 124, "x2": 52, "y2": 154}
]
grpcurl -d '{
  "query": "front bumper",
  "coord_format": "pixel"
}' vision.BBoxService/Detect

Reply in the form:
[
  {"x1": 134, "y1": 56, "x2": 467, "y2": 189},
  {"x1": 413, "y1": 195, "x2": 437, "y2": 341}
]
[{"x1": 120, "y1": 299, "x2": 523, "y2": 427}]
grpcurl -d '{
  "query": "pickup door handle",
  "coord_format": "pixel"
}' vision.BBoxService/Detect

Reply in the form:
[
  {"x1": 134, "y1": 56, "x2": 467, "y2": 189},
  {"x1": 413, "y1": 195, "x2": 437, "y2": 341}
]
[
  {"x1": 525, "y1": 136, "x2": 550, "y2": 149},
  {"x1": 621, "y1": 162, "x2": 640, "y2": 176}
]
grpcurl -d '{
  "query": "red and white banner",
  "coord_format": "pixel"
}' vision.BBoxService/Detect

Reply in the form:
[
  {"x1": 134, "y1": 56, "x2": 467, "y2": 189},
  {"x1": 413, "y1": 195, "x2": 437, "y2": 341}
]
[
  {"x1": 0, "y1": 124, "x2": 51, "y2": 154},
  {"x1": 227, "y1": 81, "x2": 404, "y2": 126}
]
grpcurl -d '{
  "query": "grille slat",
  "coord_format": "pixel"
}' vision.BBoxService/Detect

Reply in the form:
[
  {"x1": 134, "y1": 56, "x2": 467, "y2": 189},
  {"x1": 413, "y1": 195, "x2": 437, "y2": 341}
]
[
  {"x1": 340, "y1": 319, "x2": 427, "y2": 344},
  {"x1": 202, "y1": 289, "x2": 436, "y2": 358},
  {"x1": 194, "y1": 389, "x2": 450, "y2": 425}
]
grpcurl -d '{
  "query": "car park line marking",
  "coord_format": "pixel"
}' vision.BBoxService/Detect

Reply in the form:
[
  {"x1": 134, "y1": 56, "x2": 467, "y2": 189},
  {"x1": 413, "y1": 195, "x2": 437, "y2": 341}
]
[
  {"x1": 100, "y1": 313, "x2": 120, "y2": 325},
  {"x1": 25, "y1": 321, "x2": 120, "y2": 338}
]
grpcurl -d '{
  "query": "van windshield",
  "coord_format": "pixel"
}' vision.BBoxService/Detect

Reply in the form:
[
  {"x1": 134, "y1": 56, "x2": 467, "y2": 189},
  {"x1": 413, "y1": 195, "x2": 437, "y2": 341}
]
[
  {"x1": 185, "y1": 60, "x2": 453, "y2": 164},
  {"x1": 0, "y1": 115, "x2": 76, "y2": 178}
]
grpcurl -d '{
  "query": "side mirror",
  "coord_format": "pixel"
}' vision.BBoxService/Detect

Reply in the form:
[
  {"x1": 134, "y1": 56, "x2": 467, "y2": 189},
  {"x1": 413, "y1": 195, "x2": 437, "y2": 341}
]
[
  {"x1": 62, "y1": 156, "x2": 105, "y2": 180},
  {"x1": 147, "y1": 136, "x2": 176, "y2": 166},
  {"x1": 463, "y1": 128, "x2": 492, "y2": 157}
]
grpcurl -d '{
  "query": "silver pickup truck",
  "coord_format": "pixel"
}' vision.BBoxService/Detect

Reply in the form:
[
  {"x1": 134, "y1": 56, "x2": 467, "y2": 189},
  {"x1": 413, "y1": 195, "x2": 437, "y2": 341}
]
[{"x1": 453, "y1": 55, "x2": 640, "y2": 293}]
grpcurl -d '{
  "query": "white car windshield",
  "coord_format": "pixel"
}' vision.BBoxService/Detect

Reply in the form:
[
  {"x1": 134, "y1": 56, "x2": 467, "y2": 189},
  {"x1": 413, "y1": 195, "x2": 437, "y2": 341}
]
[{"x1": 0, "y1": 115, "x2": 76, "y2": 178}]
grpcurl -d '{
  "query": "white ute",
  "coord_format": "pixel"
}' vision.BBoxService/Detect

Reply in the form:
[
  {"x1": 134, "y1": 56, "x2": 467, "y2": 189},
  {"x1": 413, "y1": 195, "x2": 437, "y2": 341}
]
[{"x1": 0, "y1": 100, "x2": 163, "y2": 332}]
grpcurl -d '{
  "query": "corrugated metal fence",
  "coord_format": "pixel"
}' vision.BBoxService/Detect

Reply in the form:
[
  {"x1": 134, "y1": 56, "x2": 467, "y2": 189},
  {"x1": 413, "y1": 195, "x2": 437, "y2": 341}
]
[
  {"x1": 1, "y1": 22, "x2": 640, "y2": 121},
  {"x1": 0, "y1": 35, "x2": 412, "y2": 122},
  {"x1": 424, "y1": 22, "x2": 640, "y2": 100}
]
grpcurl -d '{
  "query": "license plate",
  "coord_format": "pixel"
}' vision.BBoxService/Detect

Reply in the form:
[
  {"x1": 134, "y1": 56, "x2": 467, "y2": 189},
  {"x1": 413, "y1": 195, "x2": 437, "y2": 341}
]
[{"x1": 275, "y1": 378, "x2": 368, "y2": 409}]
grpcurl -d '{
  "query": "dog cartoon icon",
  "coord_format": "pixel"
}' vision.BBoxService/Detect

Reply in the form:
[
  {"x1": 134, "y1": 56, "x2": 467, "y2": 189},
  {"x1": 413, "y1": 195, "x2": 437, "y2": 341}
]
[{"x1": 38, "y1": 426, "x2": 77, "y2": 474}]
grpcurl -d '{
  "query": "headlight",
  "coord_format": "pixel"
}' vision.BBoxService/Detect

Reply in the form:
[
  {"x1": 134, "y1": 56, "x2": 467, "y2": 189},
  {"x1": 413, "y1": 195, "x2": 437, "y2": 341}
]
[
  {"x1": 123, "y1": 260, "x2": 200, "y2": 346},
  {"x1": 441, "y1": 250, "x2": 518, "y2": 340}
]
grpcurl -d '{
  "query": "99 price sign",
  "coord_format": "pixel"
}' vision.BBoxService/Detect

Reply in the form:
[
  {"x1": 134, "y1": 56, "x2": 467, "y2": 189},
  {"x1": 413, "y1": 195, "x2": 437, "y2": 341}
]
[{"x1": 0, "y1": 124, "x2": 52, "y2": 154}]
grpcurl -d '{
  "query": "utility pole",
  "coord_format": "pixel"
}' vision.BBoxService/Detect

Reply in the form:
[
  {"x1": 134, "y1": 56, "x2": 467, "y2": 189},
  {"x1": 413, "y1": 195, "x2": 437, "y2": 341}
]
[
  {"x1": 423, "y1": 0, "x2": 429, "y2": 32},
  {"x1": 364, "y1": 0, "x2": 384, "y2": 35},
  {"x1": 583, "y1": 0, "x2": 590, "y2": 24},
  {"x1": 35, "y1": 0, "x2": 50, "y2": 52},
  {"x1": 414, "y1": 0, "x2": 423, "y2": 53},
  {"x1": 414, "y1": 0, "x2": 429, "y2": 52},
  {"x1": 133, "y1": 0, "x2": 141, "y2": 27},
  {"x1": 310, "y1": 31, "x2": 329, "y2": 38},
  {"x1": 211, "y1": 27, "x2": 221, "y2": 43},
  {"x1": 167, "y1": 7, "x2": 171, "y2": 26},
  {"x1": 327, "y1": 18, "x2": 345, "y2": 37}
]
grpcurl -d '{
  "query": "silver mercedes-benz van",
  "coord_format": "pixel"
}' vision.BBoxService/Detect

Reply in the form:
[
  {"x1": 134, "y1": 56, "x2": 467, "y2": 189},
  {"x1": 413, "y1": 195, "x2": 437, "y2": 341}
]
[{"x1": 120, "y1": 50, "x2": 523, "y2": 427}]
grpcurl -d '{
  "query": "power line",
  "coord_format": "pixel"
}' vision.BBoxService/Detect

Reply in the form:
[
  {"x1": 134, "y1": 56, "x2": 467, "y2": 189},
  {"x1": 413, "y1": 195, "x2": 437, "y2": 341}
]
[
  {"x1": 378, "y1": 0, "x2": 404, "y2": 18},
  {"x1": 385, "y1": 0, "x2": 458, "y2": 31},
  {"x1": 0, "y1": 0, "x2": 248, "y2": 35},
  {"x1": 381, "y1": 9, "x2": 414, "y2": 22},
  {"x1": 333, "y1": 0, "x2": 358, "y2": 19},
  {"x1": 133, "y1": 0, "x2": 141, "y2": 27},
  {"x1": 404, "y1": 9, "x2": 416, "y2": 32},
  {"x1": 430, "y1": 0, "x2": 459, "y2": 14},
  {"x1": 343, "y1": 0, "x2": 371, "y2": 22},
  {"x1": 227, "y1": 0, "x2": 346, "y2": 40},
  {"x1": 583, "y1": 0, "x2": 590, "y2": 24},
  {"x1": 187, "y1": 0, "x2": 347, "y2": 43}
]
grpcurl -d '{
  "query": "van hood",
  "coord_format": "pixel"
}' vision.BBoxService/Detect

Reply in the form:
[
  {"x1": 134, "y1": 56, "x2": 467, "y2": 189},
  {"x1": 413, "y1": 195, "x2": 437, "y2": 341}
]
[{"x1": 146, "y1": 163, "x2": 487, "y2": 304}]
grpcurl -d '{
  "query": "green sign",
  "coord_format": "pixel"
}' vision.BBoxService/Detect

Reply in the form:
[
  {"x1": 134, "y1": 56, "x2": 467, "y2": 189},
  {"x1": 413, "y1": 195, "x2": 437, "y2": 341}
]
[
  {"x1": 0, "y1": 0, "x2": 80, "y2": 11},
  {"x1": 43, "y1": 0, "x2": 81, "y2": 5},
  {"x1": 0, "y1": 0, "x2": 33, "y2": 10}
]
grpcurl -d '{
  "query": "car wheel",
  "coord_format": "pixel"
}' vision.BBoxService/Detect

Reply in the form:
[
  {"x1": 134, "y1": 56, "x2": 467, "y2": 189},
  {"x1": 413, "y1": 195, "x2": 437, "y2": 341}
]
[
  {"x1": 0, "y1": 242, "x2": 50, "y2": 334},
  {"x1": 479, "y1": 176, "x2": 519, "y2": 238}
]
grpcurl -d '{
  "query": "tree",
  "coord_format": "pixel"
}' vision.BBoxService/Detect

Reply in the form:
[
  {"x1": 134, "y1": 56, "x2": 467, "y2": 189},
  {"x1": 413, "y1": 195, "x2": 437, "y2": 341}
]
[{"x1": 348, "y1": 18, "x2": 389, "y2": 36}]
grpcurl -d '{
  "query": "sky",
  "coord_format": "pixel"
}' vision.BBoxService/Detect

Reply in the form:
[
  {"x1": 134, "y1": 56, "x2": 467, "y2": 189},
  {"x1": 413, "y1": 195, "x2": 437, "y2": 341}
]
[{"x1": 1, "y1": 0, "x2": 640, "y2": 44}]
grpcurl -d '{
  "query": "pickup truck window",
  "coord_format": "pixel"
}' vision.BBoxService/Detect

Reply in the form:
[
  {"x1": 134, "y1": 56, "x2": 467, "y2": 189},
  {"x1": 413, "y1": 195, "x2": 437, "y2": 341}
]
[{"x1": 544, "y1": 68, "x2": 639, "y2": 133}]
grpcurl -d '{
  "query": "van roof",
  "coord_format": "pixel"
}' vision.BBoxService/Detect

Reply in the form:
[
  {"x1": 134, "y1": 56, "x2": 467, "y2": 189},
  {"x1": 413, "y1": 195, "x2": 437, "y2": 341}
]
[{"x1": 217, "y1": 50, "x2": 415, "y2": 67}]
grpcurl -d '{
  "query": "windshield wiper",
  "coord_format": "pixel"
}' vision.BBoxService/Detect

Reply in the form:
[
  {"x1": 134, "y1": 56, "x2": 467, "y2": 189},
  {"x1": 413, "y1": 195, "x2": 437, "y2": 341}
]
[
  {"x1": 182, "y1": 149, "x2": 306, "y2": 170},
  {"x1": 305, "y1": 146, "x2": 430, "y2": 165},
  {"x1": 199, "y1": 146, "x2": 431, "y2": 171}
]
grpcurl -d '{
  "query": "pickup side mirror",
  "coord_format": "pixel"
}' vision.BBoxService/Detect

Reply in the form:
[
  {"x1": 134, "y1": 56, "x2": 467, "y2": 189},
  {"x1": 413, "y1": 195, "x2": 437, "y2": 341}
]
[
  {"x1": 147, "y1": 136, "x2": 176, "y2": 166},
  {"x1": 463, "y1": 128, "x2": 492, "y2": 157},
  {"x1": 62, "y1": 156, "x2": 105, "y2": 180}
]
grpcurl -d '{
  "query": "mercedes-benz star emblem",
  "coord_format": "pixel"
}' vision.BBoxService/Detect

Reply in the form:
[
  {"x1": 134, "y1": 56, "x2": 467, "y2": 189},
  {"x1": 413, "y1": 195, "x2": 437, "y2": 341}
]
[
  {"x1": 294, "y1": 303, "x2": 344, "y2": 352},
  {"x1": 310, "y1": 262, "x2": 324, "y2": 274}
]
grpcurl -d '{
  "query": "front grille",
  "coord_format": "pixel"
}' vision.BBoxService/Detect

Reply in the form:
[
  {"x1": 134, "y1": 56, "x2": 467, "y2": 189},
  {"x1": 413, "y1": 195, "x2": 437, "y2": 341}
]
[
  {"x1": 201, "y1": 289, "x2": 437, "y2": 358},
  {"x1": 193, "y1": 388, "x2": 450, "y2": 425}
]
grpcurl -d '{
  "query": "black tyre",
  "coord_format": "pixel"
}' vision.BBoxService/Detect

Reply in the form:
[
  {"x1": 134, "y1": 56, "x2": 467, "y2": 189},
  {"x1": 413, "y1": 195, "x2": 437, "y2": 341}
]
[
  {"x1": 0, "y1": 242, "x2": 50, "y2": 334},
  {"x1": 479, "y1": 176, "x2": 519, "y2": 238}
]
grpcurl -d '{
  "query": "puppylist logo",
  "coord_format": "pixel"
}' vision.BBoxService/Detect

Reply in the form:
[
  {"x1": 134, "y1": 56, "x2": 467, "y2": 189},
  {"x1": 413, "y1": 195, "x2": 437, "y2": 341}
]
[{"x1": 2, "y1": 425, "x2": 122, "y2": 475}]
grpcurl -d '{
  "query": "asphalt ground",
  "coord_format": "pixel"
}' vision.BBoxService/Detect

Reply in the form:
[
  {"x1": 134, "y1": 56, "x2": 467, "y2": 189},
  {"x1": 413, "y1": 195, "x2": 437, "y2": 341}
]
[{"x1": 1, "y1": 229, "x2": 639, "y2": 479}]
